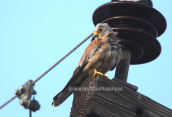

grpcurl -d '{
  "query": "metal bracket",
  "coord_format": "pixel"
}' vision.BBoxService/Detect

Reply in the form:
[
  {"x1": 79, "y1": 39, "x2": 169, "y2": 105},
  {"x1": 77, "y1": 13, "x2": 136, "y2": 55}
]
[{"x1": 15, "y1": 80, "x2": 40, "y2": 112}]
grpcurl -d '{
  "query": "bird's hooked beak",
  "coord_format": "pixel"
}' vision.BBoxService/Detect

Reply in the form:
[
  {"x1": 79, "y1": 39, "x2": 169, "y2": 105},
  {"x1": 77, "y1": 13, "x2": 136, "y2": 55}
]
[{"x1": 93, "y1": 31, "x2": 99, "y2": 37}]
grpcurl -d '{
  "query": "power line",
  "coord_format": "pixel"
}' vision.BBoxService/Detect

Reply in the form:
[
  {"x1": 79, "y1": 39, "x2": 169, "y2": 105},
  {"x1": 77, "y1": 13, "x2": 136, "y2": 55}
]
[
  {"x1": 29, "y1": 109, "x2": 32, "y2": 117},
  {"x1": 0, "y1": 32, "x2": 93, "y2": 110},
  {"x1": 0, "y1": 95, "x2": 17, "y2": 109},
  {"x1": 33, "y1": 32, "x2": 93, "y2": 84}
]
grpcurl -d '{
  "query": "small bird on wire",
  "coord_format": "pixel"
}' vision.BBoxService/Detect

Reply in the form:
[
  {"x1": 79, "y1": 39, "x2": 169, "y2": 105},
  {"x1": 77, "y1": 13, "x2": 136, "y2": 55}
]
[{"x1": 52, "y1": 23, "x2": 122, "y2": 107}]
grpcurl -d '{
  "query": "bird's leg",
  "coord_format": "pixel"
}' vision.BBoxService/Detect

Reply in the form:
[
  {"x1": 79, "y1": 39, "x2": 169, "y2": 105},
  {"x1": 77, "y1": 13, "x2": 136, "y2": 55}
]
[{"x1": 93, "y1": 68, "x2": 108, "y2": 78}]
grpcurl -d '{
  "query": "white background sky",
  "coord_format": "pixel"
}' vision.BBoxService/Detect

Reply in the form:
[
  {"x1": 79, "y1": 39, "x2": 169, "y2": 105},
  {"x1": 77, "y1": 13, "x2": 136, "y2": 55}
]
[{"x1": 0, "y1": 0, "x2": 172, "y2": 116}]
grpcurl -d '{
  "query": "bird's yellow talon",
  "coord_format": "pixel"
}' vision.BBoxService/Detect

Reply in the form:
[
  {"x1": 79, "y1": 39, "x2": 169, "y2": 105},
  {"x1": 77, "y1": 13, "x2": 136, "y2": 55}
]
[
  {"x1": 93, "y1": 68, "x2": 108, "y2": 78},
  {"x1": 104, "y1": 75, "x2": 109, "y2": 78}
]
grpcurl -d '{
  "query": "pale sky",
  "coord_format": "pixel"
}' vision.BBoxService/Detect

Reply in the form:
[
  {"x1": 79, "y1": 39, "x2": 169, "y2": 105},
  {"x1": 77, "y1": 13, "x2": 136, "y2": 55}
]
[{"x1": 0, "y1": 0, "x2": 172, "y2": 116}]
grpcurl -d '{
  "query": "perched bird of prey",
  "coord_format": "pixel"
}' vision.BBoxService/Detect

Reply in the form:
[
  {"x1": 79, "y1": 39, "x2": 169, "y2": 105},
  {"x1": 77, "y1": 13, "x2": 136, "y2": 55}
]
[{"x1": 52, "y1": 23, "x2": 122, "y2": 107}]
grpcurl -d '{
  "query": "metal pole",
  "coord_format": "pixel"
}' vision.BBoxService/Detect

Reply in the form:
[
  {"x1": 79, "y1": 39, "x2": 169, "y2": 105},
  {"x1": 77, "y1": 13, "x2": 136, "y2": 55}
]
[
  {"x1": 29, "y1": 109, "x2": 32, "y2": 117},
  {"x1": 114, "y1": 48, "x2": 131, "y2": 82}
]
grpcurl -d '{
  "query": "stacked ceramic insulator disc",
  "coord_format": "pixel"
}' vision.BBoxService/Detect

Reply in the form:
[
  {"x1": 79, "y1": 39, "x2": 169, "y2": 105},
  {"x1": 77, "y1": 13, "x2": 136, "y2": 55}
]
[{"x1": 92, "y1": 1, "x2": 166, "y2": 64}]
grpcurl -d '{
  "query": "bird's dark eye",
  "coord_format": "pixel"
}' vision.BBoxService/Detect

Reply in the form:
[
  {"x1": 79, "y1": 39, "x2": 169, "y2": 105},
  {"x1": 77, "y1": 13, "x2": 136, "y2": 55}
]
[{"x1": 98, "y1": 28, "x2": 102, "y2": 32}]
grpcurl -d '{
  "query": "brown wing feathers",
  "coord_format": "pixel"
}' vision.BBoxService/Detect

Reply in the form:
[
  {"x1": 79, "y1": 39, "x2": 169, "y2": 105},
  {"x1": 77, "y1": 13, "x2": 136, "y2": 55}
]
[{"x1": 78, "y1": 40, "x2": 103, "y2": 65}]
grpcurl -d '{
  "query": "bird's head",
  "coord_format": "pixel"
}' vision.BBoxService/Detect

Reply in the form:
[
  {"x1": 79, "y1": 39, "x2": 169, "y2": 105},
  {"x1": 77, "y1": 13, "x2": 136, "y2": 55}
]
[{"x1": 93, "y1": 23, "x2": 114, "y2": 41}]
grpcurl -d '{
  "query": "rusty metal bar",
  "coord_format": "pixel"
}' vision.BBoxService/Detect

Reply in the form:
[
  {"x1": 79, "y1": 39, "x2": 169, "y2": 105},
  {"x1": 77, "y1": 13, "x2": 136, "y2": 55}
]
[{"x1": 114, "y1": 48, "x2": 131, "y2": 82}]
